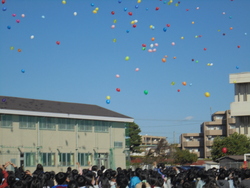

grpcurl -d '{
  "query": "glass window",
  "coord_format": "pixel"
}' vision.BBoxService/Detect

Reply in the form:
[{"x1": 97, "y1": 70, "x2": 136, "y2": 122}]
[
  {"x1": 25, "y1": 153, "x2": 36, "y2": 167},
  {"x1": 0, "y1": 114, "x2": 12, "y2": 128},
  {"x1": 78, "y1": 153, "x2": 91, "y2": 166},
  {"x1": 40, "y1": 153, "x2": 55, "y2": 166},
  {"x1": 114, "y1": 142, "x2": 123, "y2": 148},
  {"x1": 58, "y1": 118, "x2": 75, "y2": 131},
  {"x1": 19, "y1": 116, "x2": 36, "y2": 129},
  {"x1": 58, "y1": 153, "x2": 74, "y2": 166},
  {"x1": 78, "y1": 120, "x2": 92, "y2": 132},
  {"x1": 94, "y1": 121, "x2": 109, "y2": 132},
  {"x1": 39, "y1": 117, "x2": 56, "y2": 130}
]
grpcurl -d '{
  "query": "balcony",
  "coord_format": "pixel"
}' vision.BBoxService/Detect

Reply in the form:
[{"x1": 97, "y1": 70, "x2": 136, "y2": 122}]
[
  {"x1": 183, "y1": 141, "x2": 201, "y2": 147},
  {"x1": 206, "y1": 140, "x2": 213, "y2": 146},
  {"x1": 228, "y1": 129, "x2": 236, "y2": 135},
  {"x1": 228, "y1": 118, "x2": 236, "y2": 124},
  {"x1": 206, "y1": 151, "x2": 211, "y2": 157},
  {"x1": 205, "y1": 129, "x2": 223, "y2": 136},
  {"x1": 231, "y1": 102, "x2": 250, "y2": 116}
]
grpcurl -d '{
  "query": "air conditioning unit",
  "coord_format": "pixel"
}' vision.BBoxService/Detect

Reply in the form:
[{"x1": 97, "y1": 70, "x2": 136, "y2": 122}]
[
  {"x1": 190, "y1": 136, "x2": 193, "y2": 139},
  {"x1": 208, "y1": 135, "x2": 212, "y2": 139}
]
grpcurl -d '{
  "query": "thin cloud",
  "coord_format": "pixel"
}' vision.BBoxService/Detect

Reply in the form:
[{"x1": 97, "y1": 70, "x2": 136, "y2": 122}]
[{"x1": 184, "y1": 116, "x2": 194, "y2": 120}]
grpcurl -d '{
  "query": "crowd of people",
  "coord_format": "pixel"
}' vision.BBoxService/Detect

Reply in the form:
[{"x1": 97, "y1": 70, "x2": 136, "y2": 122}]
[{"x1": 1, "y1": 161, "x2": 250, "y2": 188}]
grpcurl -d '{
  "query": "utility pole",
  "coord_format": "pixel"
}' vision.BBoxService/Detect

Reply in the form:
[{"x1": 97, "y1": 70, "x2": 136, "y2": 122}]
[{"x1": 173, "y1": 131, "x2": 176, "y2": 144}]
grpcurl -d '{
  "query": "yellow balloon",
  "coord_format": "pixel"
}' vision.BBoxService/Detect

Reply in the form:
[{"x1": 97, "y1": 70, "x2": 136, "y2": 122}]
[
  {"x1": 106, "y1": 96, "x2": 111, "y2": 100},
  {"x1": 113, "y1": 19, "x2": 117, "y2": 23},
  {"x1": 131, "y1": 21, "x2": 135, "y2": 24},
  {"x1": 62, "y1": 0, "x2": 66, "y2": 4},
  {"x1": 93, "y1": 10, "x2": 97, "y2": 14},
  {"x1": 10, "y1": 46, "x2": 14, "y2": 50},
  {"x1": 137, "y1": 0, "x2": 141, "y2": 3},
  {"x1": 180, "y1": 36, "x2": 184, "y2": 39},
  {"x1": 95, "y1": 7, "x2": 99, "y2": 11},
  {"x1": 125, "y1": 56, "x2": 130, "y2": 61},
  {"x1": 112, "y1": 38, "x2": 117, "y2": 42},
  {"x1": 204, "y1": 92, "x2": 210, "y2": 97}
]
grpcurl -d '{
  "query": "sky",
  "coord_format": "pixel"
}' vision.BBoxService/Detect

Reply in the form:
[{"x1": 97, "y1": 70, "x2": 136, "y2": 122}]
[{"x1": 1, "y1": 0, "x2": 250, "y2": 143}]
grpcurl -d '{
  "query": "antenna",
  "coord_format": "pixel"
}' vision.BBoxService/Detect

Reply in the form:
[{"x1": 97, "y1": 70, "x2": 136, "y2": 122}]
[{"x1": 173, "y1": 131, "x2": 176, "y2": 144}]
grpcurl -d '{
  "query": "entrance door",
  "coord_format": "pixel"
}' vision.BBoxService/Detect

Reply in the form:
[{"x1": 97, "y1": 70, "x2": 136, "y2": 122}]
[{"x1": 95, "y1": 153, "x2": 109, "y2": 168}]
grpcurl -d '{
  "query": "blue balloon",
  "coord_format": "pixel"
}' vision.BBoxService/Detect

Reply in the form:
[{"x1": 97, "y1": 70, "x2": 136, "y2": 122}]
[
  {"x1": 135, "y1": 5, "x2": 139, "y2": 9},
  {"x1": 90, "y1": 3, "x2": 94, "y2": 6},
  {"x1": 146, "y1": 8, "x2": 149, "y2": 11},
  {"x1": 236, "y1": 66, "x2": 239, "y2": 69},
  {"x1": 118, "y1": 0, "x2": 122, "y2": 3},
  {"x1": 124, "y1": 7, "x2": 127, "y2": 11},
  {"x1": 106, "y1": 100, "x2": 110, "y2": 104},
  {"x1": 7, "y1": 25, "x2": 11, "y2": 29},
  {"x1": 126, "y1": 30, "x2": 130, "y2": 33},
  {"x1": 2, "y1": 7, "x2": 7, "y2": 11},
  {"x1": 21, "y1": 69, "x2": 25, "y2": 73},
  {"x1": 163, "y1": 27, "x2": 167, "y2": 32}
]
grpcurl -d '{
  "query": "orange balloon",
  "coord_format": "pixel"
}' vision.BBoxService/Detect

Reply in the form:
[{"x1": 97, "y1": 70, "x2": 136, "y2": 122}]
[
  {"x1": 182, "y1": 82, "x2": 187, "y2": 86},
  {"x1": 18, "y1": 49, "x2": 22, "y2": 52},
  {"x1": 162, "y1": 58, "x2": 166, "y2": 63},
  {"x1": 151, "y1": 37, "x2": 155, "y2": 41},
  {"x1": 173, "y1": 56, "x2": 176, "y2": 59}
]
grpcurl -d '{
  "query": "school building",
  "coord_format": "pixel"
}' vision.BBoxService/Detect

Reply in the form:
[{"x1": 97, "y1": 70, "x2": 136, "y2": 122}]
[{"x1": 0, "y1": 96, "x2": 134, "y2": 172}]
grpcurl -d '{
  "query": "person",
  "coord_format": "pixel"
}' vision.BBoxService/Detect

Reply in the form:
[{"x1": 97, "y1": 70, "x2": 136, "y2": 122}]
[
  {"x1": 135, "y1": 171, "x2": 150, "y2": 188},
  {"x1": 239, "y1": 169, "x2": 250, "y2": 188},
  {"x1": 216, "y1": 171, "x2": 229, "y2": 188},
  {"x1": 52, "y1": 172, "x2": 68, "y2": 188},
  {"x1": 0, "y1": 162, "x2": 9, "y2": 188}
]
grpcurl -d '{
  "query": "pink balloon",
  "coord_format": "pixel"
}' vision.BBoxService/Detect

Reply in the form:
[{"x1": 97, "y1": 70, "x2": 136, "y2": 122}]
[
  {"x1": 154, "y1": 43, "x2": 158, "y2": 47},
  {"x1": 111, "y1": 25, "x2": 115, "y2": 29},
  {"x1": 152, "y1": 48, "x2": 156, "y2": 52},
  {"x1": 148, "y1": 49, "x2": 152, "y2": 52},
  {"x1": 12, "y1": 14, "x2": 16, "y2": 17},
  {"x1": 135, "y1": 68, "x2": 139, "y2": 71},
  {"x1": 16, "y1": 19, "x2": 20, "y2": 23},
  {"x1": 116, "y1": 74, "x2": 120, "y2": 78}
]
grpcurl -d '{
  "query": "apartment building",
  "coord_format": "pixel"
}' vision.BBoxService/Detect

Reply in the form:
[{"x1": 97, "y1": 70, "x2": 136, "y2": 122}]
[
  {"x1": 181, "y1": 110, "x2": 236, "y2": 158},
  {"x1": 141, "y1": 135, "x2": 167, "y2": 147},
  {"x1": 0, "y1": 96, "x2": 134, "y2": 172},
  {"x1": 229, "y1": 72, "x2": 250, "y2": 135}
]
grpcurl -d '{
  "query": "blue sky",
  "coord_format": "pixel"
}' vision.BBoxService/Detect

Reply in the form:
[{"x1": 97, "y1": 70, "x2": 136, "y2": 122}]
[{"x1": 1, "y1": 0, "x2": 249, "y2": 143}]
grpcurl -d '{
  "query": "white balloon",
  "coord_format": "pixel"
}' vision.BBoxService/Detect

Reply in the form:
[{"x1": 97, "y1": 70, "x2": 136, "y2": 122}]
[
  {"x1": 73, "y1": 12, "x2": 77, "y2": 16},
  {"x1": 30, "y1": 35, "x2": 34, "y2": 39}
]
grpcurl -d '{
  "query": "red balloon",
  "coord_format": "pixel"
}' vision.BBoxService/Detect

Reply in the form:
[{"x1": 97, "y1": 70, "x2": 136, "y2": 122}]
[
  {"x1": 166, "y1": 24, "x2": 170, "y2": 27},
  {"x1": 204, "y1": 48, "x2": 207, "y2": 51},
  {"x1": 132, "y1": 24, "x2": 136, "y2": 28},
  {"x1": 186, "y1": 9, "x2": 189, "y2": 11},
  {"x1": 142, "y1": 44, "x2": 146, "y2": 47},
  {"x1": 191, "y1": 59, "x2": 194, "y2": 61},
  {"x1": 222, "y1": 147, "x2": 227, "y2": 153},
  {"x1": 128, "y1": 12, "x2": 133, "y2": 16},
  {"x1": 2, "y1": 0, "x2": 5, "y2": 4},
  {"x1": 111, "y1": 11, "x2": 115, "y2": 15},
  {"x1": 116, "y1": 88, "x2": 121, "y2": 92},
  {"x1": 237, "y1": 45, "x2": 241, "y2": 48},
  {"x1": 155, "y1": 7, "x2": 159, "y2": 11},
  {"x1": 56, "y1": 41, "x2": 60, "y2": 45},
  {"x1": 177, "y1": 89, "x2": 180, "y2": 92}
]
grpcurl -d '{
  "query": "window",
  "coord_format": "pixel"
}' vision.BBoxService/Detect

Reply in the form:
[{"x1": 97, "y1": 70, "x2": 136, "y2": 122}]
[
  {"x1": 58, "y1": 118, "x2": 75, "y2": 131},
  {"x1": 25, "y1": 153, "x2": 36, "y2": 167},
  {"x1": 78, "y1": 120, "x2": 92, "y2": 132},
  {"x1": 214, "y1": 115, "x2": 224, "y2": 120},
  {"x1": 39, "y1": 117, "x2": 56, "y2": 130},
  {"x1": 114, "y1": 141, "x2": 123, "y2": 148},
  {"x1": 40, "y1": 153, "x2": 55, "y2": 166},
  {"x1": 78, "y1": 153, "x2": 91, "y2": 166},
  {"x1": 0, "y1": 114, "x2": 12, "y2": 128},
  {"x1": 58, "y1": 153, "x2": 74, "y2": 166},
  {"x1": 19, "y1": 116, "x2": 36, "y2": 129},
  {"x1": 94, "y1": 121, "x2": 110, "y2": 132}
]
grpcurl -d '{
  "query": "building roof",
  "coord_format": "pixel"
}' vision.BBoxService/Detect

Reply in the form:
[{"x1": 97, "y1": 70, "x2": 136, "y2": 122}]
[
  {"x1": 216, "y1": 155, "x2": 250, "y2": 162},
  {"x1": 0, "y1": 96, "x2": 134, "y2": 122}
]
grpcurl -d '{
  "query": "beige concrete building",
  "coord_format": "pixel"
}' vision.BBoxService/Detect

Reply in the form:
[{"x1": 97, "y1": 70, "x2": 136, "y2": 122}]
[
  {"x1": 229, "y1": 72, "x2": 250, "y2": 135},
  {"x1": 141, "y1": 135, "x2": 167, "y2": 147},
  {"x1": 0, "y1": 96, "x2": 134, "y2": 172},
  {"x1": 180, "y1": 110, "x2": 236, "y2": 159}
]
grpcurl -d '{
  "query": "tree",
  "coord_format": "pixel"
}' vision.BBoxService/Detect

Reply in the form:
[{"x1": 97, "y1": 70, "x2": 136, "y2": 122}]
[
  {"x1": 173, "y1": 148, "x2": 198, "y2": 165},
  {"x1": 211, "y1": 132, "x2": 250, "y2": 161},
  {"x1": 125, "y1": 122, "x2": 142, "y2": 153}
]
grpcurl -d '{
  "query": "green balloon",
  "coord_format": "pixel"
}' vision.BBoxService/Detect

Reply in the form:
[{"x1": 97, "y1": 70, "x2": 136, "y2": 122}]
[
  {"x1": 144, "y1": 90, "x2": 148, "y2": 95},
  {"x1": 142, "y1": 47, "x2": 146, "y2": 50}
]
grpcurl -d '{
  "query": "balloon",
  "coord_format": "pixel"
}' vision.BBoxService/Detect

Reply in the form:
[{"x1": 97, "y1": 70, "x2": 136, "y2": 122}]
[
  {"x1": 222, "y1": 147, "x2": 227, "y2": 153},
  {"x1": 222, "y1": 12, "x2": 226, "y2": 14},
  {"x1": 171, "y1": 42, "x2": 175, "y2": 46},
  {"x1": 191, "y1": 59, "x2": 194, "y2": 61},
  {"x1": 116, "y1": 88, "x2": 121, "y2": 92},
  {"x1": 132, "y1": 24, "x2": 136, "y2": 28},
  {"x1": 41, "y1": 15, "x2": 45, "y2": 18},
  {"x1": 192, "y1": 21, "x2": 195, "y2": 24},
  {"x1": 7, "y1": 25, "x2": 11, "y2": 29},
  {"x1": 163, "y1": 27, "x2": 167, "y2": 32},
  {"x1": 182, "y1": 82, "x2": 187, "y2": 86},
  {"x1": 116, "y1": 74, "x2": 120, "y2": 78},
  {"x1": 137, "y1": 0, "x2": 141, "y2": 3},
  {"x1": 106, "y1": 100, "x2": 110, "y2": 104},
  {"x1": 12, "y1": 14, "x2": 16, "y2": 17},
  {"x1": 30, "y1": 35, "x2": 34, "y2": 39},
  {"x1": 2, "y1": 7, "x2": 6, "y2": 11},
  {"x1": 236, "y1": 66, "x2": 239, "y2": 69},
  {"x1": 131, "y1": 21, "x2": 135, "y2": 24},
  {"x1": 16, "y1": 19, "x2": 20, "y2": 23},
  {"x1": 186, "y1": 9, "x2": 189, "y2": 11},
  {"x1": 196, "y1": 7, "x2": 200, "y2": 10},
  {"x1": 148, "y1": 49, "x2": 152, "y2": 52},
  {"x1": 21, "y1": 69, "x2": 25, "y2": 73},
  {"x1": 118, "y1": 0, "x2": 122, "y2": 3},
  {"x1": 111, "y1": 11, "x2": 115, "y2": 15},
  {"x1": 95, "y1": 7, "x2": 99, "y2": 11},
  {"x1": 152, "y1": 48, "x2": 156, "y2": 52},
  {"x1": 237, "y1": 45, "x2": 240, "y2": 48},
  {"x1": 18, "y1": 49, "x2": 22, "y2": 52},
  {"x1": 135, "y1": 68, "x2": 139, "y2": 71},
  {"x1": 111, "y1": 25, "x2": 115, "y2": 29},
  {"x1": 229, "y1": 16, "x2": 232, "y2": 19},
  {"x1": 21, "y1": 14, "x2": 25, "y2": 18},
  {"x1": 135, "y1": 5, "x2": 139, "y2": 9},
  {"x1": 195, "y1": 35, "x2": 198, "y2": 38},
  {"x1": 195, "y1": 60, "x2": 199, "y2": 63},
  {"x1": 151, "y1": 37, "x2": 155, "y2": 41},
  {"x1": 92, "y1": 10, "x2": 97, "y2": 14},
  {"x1": 204, "y1": 48, "x2": 207, "y2": 51},
  {"x1": 10, "y1": 46, "x2": 14, "y2": 50},
  {"x1": 144, "y1": 90, "x2": 148, "y2": 95},
  {"x1": 134, "y1": 20, "x2": 138, "y2": 23},
  {"x1": 177, "y1": 89, "x2": 180, "y2": 92},
  {"x1": 126, "y1": 30, "x2": 130, "y2": 33},
  {"x1": 62, "y1": 0, "x2": 66, "y2": 4},
  {"x1": 189, "y1": 83, "x2": 193, "y2": 86},
  {"x1": 142, "y1": 47, "x2": 146, "y2": 50},
  {"x1": 73, "y1": 12, "x2": 77, "y2": 16},
  {"x1": 128, "y1": 12, "x2": 132, "y2": 16},
  {"x1": 154, "y1": 43, "x2": 158, "y2": 47},
  {"x1": 173, "y1": 56, "x2": 176, "y2": 59},
  {"x1": 90, "y1": 3, "x2": 94, "y2": 6},
  {"x1": 142, "y1": 44, "x2": 146, "y2": 47},
  {"x1": 223, "y1": 33, "x2": 226, "y2": 36},
  {"x1": 106, "y1": 96, "x2": 111, "y2": 100},
  {"x1": 112, "y1": 38, "x2": 117, "y2": 42},
  {"x1": 162, "y1": 58, "x2": 166, "y2": 63},
  {"x1": 56, "y1": 41, "x2": 60, "y2": 45},
  {"x1": 171, "y1": 82, "x2": 175, "y2": 85},
  {"x1": 2, "y1": 0, "x2": 5, "y2": 4},
  {"x1": 113, "y1": 19, "x2": 117, "y2": 23},
  {"x1": 150, "y1": 44, "x2": 154, "y2": 48},
  {"x1": 124, "y1": 8, "x2": 127, "y2": 11},
  {"x1": 125, "y1": 56, "x2": 130, "y2": 61},
  {"x1": 181, "y1": 36, "x2": 184, "y2": 39},
  {"x1": 166, "y1": 24, "x2": 170, "y2": 27},
  {"x1": 230, "y1": 27, "x2": 233, "y2": 30},
  {"x1": 155, "y1": 7, "x2": 159, "y2": 10},
  {"x1": 204, "y1": 92, "x2": 210, "y2": 97},
  {"x1": 244, "y1": 33, "x2": 247, "y2": 35}
]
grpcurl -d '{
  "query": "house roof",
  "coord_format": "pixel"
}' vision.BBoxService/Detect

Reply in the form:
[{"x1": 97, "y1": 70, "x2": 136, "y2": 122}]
[
  {"x1": 216, "y1": 155, "x2": 250, "y2": 162},
  {"x1": 0, "y1": 96, "x2": 133, "y2": 122}
]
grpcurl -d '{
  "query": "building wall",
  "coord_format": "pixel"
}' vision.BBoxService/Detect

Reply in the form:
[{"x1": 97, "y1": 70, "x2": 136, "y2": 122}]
[{"x1": 0, "y1": 114, "x2": 127, "y2": 172}]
